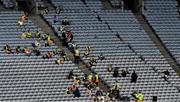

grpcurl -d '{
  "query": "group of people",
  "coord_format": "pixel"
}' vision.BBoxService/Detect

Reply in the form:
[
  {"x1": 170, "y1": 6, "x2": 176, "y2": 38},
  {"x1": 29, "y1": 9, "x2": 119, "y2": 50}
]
[
  {"x1": 107, "y1": 65, "x2": 138, "y2": 83},
  {"x1": 18, "y1": 13, "x2": 28, "y2": 28}
]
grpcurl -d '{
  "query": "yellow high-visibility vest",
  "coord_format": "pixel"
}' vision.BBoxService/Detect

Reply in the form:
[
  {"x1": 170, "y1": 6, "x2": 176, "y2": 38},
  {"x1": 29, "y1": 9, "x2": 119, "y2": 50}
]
[
  {"x1": 75, "y1": 50, "x2": 80, "y2": 57},
  {"x1": 88, "y1": 74, "x2": 93, "y2": 82},
  {"x1": 95, "y1": 74, "x2": 99, "y2": 82},
  {"x1": 137, "y1": 93, "x2": 144, "y2": 101}
]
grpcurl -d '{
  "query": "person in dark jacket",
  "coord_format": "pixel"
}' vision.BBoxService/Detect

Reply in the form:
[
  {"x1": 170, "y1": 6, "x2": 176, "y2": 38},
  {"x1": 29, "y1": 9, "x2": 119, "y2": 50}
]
[
  {"x1": 72, "y1": 85, "x2": 81, "y2": 97},
  {"x1": 68, "y1": 70, "x2": 74, "y2": 79},
  {"x1": 113, "y1": 68, "x2": 119, "y2": 77},
  {"x1": 131, "y1": 70, "x2": 138, "y2": 83}
]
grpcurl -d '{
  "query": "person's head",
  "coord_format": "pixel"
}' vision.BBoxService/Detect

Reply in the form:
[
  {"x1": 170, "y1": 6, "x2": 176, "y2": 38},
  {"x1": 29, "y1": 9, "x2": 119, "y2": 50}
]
[{"x1": 17, "y1": 46, "x2": 20, "y2": 48}]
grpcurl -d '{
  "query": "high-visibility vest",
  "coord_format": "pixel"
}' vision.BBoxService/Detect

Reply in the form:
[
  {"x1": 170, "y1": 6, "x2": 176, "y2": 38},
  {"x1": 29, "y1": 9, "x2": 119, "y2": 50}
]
[
  {"x1": 35, "y1": 32, "x2": 40, "y2": 37},
  {"x1": 137, "y1": 94, "x2": 144, "y2": 101},
  {"x1": 18, "y1": 20, "x2": 23, "y2": 26},
  {"x1": 75, "y1": 50, "x2": 80, "y2": 57},
  {"x1": 95, "y1": 74, "x2": 99, "y2": 83},
  {"x1": 87, "y1": 74, "x2": 93, "y2": 82}
]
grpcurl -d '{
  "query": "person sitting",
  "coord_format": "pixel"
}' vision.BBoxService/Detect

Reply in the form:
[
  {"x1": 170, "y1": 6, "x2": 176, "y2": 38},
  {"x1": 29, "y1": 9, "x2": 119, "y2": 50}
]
[
  {"x1": 44, "y1": 7, "x2": 49, "y2": 15},
  {"x1": 64, "y1": 87, "x2": 72, "y2": 96},
  {"x1": 45, "y1": 39, "x2": 54, "y2": 47},
  {"x1": 163, "y1": 70, "x2": 170, "y2": 76},
  {"x1": 23, "y1": 47, "x2": 31, "y2": 56},
  {"x1": 55, "y1": 55, "x2": 69, "y2": 64},
  {"x1": 84, "y1": 46, "x2": 91, "y2": 57},
  {"x1": 32, "y1": 39, "x2": 41, "y2": 48},
  {"x1": 35, "y1": 30, "x2": 41, "y2": 38},
  {"x1": 59, "y1": 25, "x2": 66, "y2": 33},
  {"x1": 112, "y1": 80, "x2": 120, "y2": 99},
  {"x1": 94, "y1": 73, "x2": 100, "y2": 85},
  {"x1": 95, "y1": 87, "x2": 103, "y2": 101},
  {"x1": 72, "y1": 84, "x2": 81, "y2": 97},
  {"x1": 68, "y1": 42, "x2": 77, "y2": 53},
  {"x1": 33, "y1": 48, "x2": 41, "y2": 56},
  {"x1": 87, "y1": 73, "x2": 93, "y2": 84},
  {"x1": 107, "y1": 64, "x2": 113, "y2": 72},
  {"x1": 42, "y1": 51, "x2": 55, "y2": 59},
  {"x1": 53, "y1": 15, "x2": 58, "y2": 23},
  {"x1": 26, "y1": 30, "x2": 32, "y2": 38},
  {"x1": 18, "y1": 19, "x2": 23, "y2": 27},
  {"x1": 15, "y1": 46, "x2": 21, "y2": 54},
  {"x1": 65, "y1": 31, "x2": 73, "y2": 43},
  {"x1": 132, "y1": 91, "x2": 144, "y2": 102},
  {"x1": 121, "y1": 69, "x2": 129, "y2": 77},
  {"x1": 89, "y1": 57, "x2": 97, "y2": 66},
  {"x1": 21, "y1": 30, "x2": 32, "y2": 39},
  {"x1": 20, "y1": 14, "x2": 28, "y2": 22},
  {"x1": 72, "y1": 75, "x2": 81, "y2": 85},
  {"x1": 161, "y1": 72, "x2": 168, "y2": 81},
  {"x1": 2, "y1": 43, "x2": 13, "y2": 54},
  {"x1": 98, "y1": 53, "x2": 105, "y2": 60},
  {"x1": 62, "y1": 17, "x2": 69, "y2": 25}
]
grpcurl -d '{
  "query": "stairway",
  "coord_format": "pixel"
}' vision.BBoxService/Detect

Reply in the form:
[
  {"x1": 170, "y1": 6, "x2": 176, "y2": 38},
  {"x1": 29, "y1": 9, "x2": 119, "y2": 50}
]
[
  {"x1": 31, "y1": 1, "x2": 110, "y2": 95},
  {"x1": 134, "y1": 13, "x2": 180, "y2": 76}
]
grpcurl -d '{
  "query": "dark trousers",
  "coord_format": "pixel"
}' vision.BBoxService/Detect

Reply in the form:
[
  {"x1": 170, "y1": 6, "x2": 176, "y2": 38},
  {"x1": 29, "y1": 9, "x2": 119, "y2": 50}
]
[{"x1": 74, "y1": 56, "x2": 80, "y2": 64}]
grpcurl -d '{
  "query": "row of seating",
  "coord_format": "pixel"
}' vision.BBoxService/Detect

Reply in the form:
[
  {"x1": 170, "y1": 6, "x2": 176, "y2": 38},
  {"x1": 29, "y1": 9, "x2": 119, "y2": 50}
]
[
  {"x1": 42, "y1": 0, "x2": 180, "y2": 101},
  {"x1": 0, "y1": 10, "x2": 93, "y2": 101}
]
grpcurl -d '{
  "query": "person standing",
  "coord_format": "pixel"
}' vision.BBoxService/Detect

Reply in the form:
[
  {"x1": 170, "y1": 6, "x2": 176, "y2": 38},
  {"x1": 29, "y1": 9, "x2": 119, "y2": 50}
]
[
  {"x1": 131, "y1": 71, "x2": 138, "y2": 83},
  {"x1": 74, "y1": 49, "x2": 80, "y2": 64}
]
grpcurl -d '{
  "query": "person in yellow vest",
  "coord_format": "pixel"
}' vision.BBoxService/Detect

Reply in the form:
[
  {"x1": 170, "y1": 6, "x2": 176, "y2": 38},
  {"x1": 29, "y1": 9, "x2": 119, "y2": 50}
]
[
  {"x1": 18, "y1": 19, "x2": 23, "y2": 27},
  {"x1": 94, "y1": 73, "x2": 100, "y2": 86},
  {"x1": 55, "y1": 55, "x2": 69, "y2": 64},
  {"x1": 26, "y1": 30, "x2": 32, "y2": 38},
  {"x1": 84, "y1": 46, "x2": 91, "y2": 57},
  {"x1": 35, "y1": 30, "x2": 41, "y2": 38},
  {"x1": 21, "y1": 31, "x2": 27, "y2": 39},
  {"x1": 134, "y1": 92, "x2": 144, "y2": 102},
  {"x1": 72, "y1": 76, "x2": 81, "y2": 85},
  {"x1": 74, "y1": 49, "x2": 80, "y2": 64},
  {"x1": 2, "y1": 43, "x2": 13, "y2": 54},
  {"x1": 87, "y1": 73, "x2": 93, "y2": 84}
]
